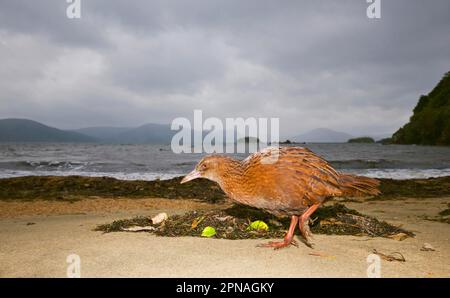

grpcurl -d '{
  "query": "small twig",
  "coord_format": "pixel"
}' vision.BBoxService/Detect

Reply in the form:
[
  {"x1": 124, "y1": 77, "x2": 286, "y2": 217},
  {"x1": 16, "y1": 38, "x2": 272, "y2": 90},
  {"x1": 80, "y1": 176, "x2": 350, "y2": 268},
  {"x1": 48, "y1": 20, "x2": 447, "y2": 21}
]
[{"x1": 372, "y1": 249, "x2": 406, "y2": 262}]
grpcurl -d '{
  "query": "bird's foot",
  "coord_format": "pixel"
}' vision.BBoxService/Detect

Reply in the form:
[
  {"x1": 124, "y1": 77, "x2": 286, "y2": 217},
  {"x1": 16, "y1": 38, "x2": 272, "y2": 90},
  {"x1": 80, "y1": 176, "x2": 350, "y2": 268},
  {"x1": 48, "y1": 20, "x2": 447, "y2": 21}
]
[
  {"x1": 300, "y1": 221, "x2": 313, "y2": 239},
  {"x1": 257, "y1": 239, "x2": 298, "y2": 250},
  {"x1": 299, "y1": 237, "x2": 315, "y2": 249},
  {"x1": 299, "y1": 221, "x2": 315, "y2": 248}
]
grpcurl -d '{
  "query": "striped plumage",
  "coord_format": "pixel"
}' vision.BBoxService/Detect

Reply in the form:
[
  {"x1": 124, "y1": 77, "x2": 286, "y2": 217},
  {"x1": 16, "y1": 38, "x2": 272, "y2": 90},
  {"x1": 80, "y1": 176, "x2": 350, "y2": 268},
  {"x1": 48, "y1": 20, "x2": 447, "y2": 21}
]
[{"x1": 181, "y1": 146, "x2": 380, "y2": 249}]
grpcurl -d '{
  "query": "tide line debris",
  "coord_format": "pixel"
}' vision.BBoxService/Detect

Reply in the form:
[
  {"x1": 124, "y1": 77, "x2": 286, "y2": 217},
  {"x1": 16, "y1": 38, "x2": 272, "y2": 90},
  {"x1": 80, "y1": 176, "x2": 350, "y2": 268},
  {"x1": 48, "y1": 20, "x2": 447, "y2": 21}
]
[{"x1": 95, "y1": 203, "x2": 415, "y2": 240}]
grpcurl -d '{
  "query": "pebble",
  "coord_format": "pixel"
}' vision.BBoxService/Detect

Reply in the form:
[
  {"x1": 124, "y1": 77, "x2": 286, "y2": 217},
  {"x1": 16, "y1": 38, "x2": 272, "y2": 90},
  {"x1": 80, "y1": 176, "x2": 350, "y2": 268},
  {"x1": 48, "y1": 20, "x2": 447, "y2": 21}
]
[
  {"x1": 151, "y1": 212, "x2": 168, "y2": 225},
  {"x1": 389, "y1": 232, "x2": 409, "y2": 241},
  {"x1": 420, "y1": 243, "x2": 435, "y2": 251}
]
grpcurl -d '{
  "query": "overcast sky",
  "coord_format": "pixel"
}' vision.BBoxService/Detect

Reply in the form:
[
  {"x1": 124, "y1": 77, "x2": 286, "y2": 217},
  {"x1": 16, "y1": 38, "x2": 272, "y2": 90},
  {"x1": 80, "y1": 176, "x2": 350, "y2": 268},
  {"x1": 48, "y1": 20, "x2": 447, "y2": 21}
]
[{"x1": 0, "y1": 0, "x2": 449, "y2": 137}]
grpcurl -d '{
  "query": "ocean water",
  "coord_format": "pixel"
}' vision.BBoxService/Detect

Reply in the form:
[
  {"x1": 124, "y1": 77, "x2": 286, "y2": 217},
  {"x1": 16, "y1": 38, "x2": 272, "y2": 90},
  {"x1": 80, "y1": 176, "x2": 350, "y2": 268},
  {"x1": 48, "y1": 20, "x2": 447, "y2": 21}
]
[{"x1": 0, "y1": 143, "x2": 450, "y2": 180}]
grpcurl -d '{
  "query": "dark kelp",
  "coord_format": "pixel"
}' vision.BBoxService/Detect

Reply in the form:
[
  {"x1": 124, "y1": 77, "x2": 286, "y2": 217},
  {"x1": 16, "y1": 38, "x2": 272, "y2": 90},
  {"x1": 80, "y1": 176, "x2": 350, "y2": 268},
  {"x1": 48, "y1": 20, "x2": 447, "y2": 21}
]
[
  {"x1": 94, "y1": 203, "x2": 415, "y2": 240},
  {"x1": 423, "y1": 203, "x2": 450, "y2": 224},
  {"x1": 1, "y1": 175, "x2": 450, "y2": 202},
  {"x1": 0, "y1": 176, "x2": 226, "y2": 203}
]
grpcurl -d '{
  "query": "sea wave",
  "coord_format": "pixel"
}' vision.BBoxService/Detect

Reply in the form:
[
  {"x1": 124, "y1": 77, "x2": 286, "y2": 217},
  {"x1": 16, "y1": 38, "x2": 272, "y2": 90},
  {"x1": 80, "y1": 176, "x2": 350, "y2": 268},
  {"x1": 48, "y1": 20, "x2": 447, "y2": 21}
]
[
  {"x1": 1, "y1": 168, "x2": 450, "y2": 181},
  {"x1": 342, "y1": 168, "x2": 450, "y2": 179},
  {"x1": 3, "y1": 158, "x2": 447, "y2": 171},
  {"x1": 329, "y1": 159, "x2": 445, "y2": 169},
  {"x1": 2, "y1": 158, "x2": 450, "y2": 181},
  {"x1": 0, "y1": 160, "x2": 90, "y2": 170},
  {"x1": 0, "y1": 169, "x2": 180, "y2": 181}
]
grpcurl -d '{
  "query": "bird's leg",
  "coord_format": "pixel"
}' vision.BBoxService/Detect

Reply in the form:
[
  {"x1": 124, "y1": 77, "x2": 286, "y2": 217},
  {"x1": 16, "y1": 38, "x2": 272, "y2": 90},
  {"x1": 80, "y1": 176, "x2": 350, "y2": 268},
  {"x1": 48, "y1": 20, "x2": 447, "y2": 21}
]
[
  {"x1": 257, "y1": 215, "x2": 299, "y2": 250},
  {"x1": 299, "y1": 203, "x2": 320, "y2": 243}
]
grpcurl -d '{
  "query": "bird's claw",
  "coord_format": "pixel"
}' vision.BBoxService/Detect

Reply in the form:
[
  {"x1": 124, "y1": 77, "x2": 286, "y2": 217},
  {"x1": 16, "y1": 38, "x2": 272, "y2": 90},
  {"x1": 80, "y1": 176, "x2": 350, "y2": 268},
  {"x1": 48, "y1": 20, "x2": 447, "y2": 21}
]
[
  {"x1": 257, "y1": 239, "x2": 298, "y2": 250},
  {"x1": 290, "y1": 240, "x2": 299, "y2": 248},
  {"x1": 302, "y1": 239, "x2": 315, "y2": 249},
  {"x1": 300, "y1": 221, "x2": 313, "y2": 239}
]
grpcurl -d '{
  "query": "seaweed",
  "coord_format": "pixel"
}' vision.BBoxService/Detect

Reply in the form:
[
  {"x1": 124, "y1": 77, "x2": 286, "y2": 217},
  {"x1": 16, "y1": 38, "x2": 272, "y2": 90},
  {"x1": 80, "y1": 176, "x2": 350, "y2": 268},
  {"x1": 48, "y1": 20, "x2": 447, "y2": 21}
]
[
  {"x1": 95, "y1": 203, "x2": 415, "y2": 240},
  {"x1": 0, "y1": 176, "x2": 226, "y2": 203},
  {"x1": 375, "y1": 176, "x2": 450, "y2": 200},
  {"x1": 438, "y1": 203, "x2": 450, "y2": 217},
  {"x1": 95, "y1": 216, "x2": 152, "y2": 233},
  {"x1": 2, "y1": 175, "x2": 450, "y2": 202},
  {"x1": 423, "y1": 203, "x2": 450, "y2": 224}
]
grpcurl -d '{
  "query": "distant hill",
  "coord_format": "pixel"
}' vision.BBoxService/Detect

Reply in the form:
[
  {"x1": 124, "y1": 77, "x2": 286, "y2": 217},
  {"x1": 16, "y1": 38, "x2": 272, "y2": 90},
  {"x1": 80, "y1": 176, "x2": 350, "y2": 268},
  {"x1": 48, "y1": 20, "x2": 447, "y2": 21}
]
[
  {"x1": 347, "y1": 137, "x2": 375, "y2": 143},
  {"x1": 1, "y1": 119, "x2": 395, "y2": 145},
  {"x1": 74, "y1": 123, "x2": 177, "y2": 144},
  {"x1": 72, "y1": 126, "x2": 131, "y2": 141},
  {"x1": 376, "y1": 137, "x2": 393, "y2": 145},
  {"x1": 0, "y1": 119, "x2": 200, "y2": 144},
  {"x1": 370, "y1": 133, "x2": 393, "y2": 141},
  {"x1": 292, "y1": 128, "x2": 353, "y2": 143},
  {"x1": 392, "y1": 71, "x2": 450, "y2": 145},
  {"x1": 237, "y1": 136, "x2": 260, "y2": 143},
  {"x1": 0, "y1": 119, "x2": 183, "y2": 144},
  {"x1": 0, "y1": 119, "x2": 95, "y2": 143},
  {"x1": 110, "y1": 123, "x2": 175, "y2": 144}
]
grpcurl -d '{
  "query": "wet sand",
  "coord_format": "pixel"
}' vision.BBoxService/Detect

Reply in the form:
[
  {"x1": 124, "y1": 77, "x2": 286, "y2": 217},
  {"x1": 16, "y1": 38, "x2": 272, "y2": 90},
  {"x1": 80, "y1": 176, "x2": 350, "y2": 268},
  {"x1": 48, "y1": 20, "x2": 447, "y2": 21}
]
[{"x1": 0, "y1": 196, "x2": 449, "y2": 277}]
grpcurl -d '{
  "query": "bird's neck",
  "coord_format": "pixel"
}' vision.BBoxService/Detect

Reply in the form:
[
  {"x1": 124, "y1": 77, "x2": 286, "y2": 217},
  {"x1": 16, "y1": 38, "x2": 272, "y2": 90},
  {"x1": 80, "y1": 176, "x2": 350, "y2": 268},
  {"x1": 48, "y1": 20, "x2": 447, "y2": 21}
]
[{"x1": 215, "y1": 158, "x2": 244, "y2": 197}]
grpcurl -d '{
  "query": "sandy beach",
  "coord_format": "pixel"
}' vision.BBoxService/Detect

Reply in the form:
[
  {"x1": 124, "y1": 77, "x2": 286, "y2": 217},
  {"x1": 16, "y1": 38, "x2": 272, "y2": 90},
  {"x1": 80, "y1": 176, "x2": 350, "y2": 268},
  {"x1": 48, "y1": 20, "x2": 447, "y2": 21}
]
[
  {"x1": 2, "y1": 0, "x2": 450, "y2": 282},
  {"x1": 1, "y1": 195, "x2": 449, "y2": 277}
]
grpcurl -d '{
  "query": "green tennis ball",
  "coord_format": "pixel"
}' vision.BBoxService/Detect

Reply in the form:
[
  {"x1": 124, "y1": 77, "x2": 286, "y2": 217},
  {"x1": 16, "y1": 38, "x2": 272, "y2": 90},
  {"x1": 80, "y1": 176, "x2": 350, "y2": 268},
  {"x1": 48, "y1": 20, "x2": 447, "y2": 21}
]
[
  {"x1": 248, "y1": 220, "x2": 269, "y2": 231},
  {"x1": 201, "y1": 226, "x2": 216, "y2": 237}
]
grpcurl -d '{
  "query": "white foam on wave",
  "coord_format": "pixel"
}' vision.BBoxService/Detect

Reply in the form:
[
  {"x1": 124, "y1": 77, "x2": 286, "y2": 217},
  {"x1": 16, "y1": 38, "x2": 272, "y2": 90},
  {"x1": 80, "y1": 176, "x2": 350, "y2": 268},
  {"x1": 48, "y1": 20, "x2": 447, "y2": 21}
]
[
  {"x1": 345, "y1": 168, "x2": 450, "y2": 179},
  {"x1": 1, "y1": 168, "x2": 450, "y2": 181},
  {"x1": 0, "y1": 170, "x2": 181, "y2": 181}
]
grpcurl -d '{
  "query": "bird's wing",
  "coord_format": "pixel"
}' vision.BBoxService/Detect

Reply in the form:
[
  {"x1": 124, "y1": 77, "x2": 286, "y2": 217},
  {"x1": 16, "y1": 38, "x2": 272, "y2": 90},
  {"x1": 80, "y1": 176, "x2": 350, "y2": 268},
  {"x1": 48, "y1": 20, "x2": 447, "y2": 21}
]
[{"x1": 242, "y1": 147, "x2": 343, "y2": 206}]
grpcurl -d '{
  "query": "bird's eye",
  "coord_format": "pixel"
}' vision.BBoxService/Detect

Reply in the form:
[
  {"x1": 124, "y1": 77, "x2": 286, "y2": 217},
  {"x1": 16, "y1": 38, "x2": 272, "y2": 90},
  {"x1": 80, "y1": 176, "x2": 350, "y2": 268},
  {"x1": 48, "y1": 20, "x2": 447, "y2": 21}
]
[{"x1": 201, "y1": 163, "x2": 207, "y2": 170}]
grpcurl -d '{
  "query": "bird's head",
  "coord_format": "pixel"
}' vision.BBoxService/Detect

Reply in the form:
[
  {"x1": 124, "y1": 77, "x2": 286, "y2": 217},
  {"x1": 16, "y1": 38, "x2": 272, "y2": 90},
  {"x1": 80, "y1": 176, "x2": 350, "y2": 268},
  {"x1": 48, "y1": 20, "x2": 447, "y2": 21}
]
[{"x1": 180, "y1": 155, "x2": 238, "y2": 184}]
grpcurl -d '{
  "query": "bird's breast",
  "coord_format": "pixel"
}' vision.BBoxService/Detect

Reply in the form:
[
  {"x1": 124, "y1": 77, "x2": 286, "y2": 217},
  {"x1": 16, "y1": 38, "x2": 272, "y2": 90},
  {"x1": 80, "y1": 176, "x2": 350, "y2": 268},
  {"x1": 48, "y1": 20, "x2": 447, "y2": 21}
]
[{"x1": 224, "y1": 186, "x2": 307, "y2": 216}]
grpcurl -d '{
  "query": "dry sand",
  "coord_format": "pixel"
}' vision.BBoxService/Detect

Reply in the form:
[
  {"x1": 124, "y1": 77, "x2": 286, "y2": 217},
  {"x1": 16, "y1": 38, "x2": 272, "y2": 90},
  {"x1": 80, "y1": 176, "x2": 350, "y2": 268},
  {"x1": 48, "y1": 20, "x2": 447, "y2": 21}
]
[{"x1": 0, "y1": 197, "x2": 449, "y2": 277}]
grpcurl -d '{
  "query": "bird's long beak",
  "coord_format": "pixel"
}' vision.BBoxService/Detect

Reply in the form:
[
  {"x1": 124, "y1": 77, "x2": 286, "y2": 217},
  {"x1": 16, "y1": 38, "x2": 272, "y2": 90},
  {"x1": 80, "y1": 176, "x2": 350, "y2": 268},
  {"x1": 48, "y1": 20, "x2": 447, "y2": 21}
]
[{"x1": 180, "y1": 169, "x2": 201, "y2": 184}]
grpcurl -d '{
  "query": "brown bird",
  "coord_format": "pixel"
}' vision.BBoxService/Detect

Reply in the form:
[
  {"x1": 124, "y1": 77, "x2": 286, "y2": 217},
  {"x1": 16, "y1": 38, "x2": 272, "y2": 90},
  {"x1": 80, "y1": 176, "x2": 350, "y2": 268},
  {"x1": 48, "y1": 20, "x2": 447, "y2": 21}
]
[{"x1": 181, "y1": 146, "x2": 380, "y2": 249}]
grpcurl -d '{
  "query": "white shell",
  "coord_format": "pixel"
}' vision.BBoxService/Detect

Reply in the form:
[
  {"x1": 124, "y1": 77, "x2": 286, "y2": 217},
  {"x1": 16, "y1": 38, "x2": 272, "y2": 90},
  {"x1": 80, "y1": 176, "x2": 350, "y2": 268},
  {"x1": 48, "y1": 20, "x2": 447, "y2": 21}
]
[
  {"x1": 122, "y1": 226, "x2": 156, "y2": 232},
  {"x1": 151, "y1": 212, "x2": 168, "y2": 225},
  {"x1": 420, "y1": 243, "x2": 436, "y2": 251}
]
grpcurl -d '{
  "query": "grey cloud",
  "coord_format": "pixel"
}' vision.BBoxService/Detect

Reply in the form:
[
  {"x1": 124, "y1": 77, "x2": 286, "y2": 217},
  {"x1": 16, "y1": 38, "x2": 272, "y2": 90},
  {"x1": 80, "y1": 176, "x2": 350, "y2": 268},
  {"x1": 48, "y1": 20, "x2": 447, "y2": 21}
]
[
  {"x1": 0, "y1": 0, "x2": 109, "y2": 47},
  {"x1": 0, "y1": 0, "x2": 449, "y2": 136},
  {"x1": 106, "y1": 28, "x2": 231, "y2": 94}
]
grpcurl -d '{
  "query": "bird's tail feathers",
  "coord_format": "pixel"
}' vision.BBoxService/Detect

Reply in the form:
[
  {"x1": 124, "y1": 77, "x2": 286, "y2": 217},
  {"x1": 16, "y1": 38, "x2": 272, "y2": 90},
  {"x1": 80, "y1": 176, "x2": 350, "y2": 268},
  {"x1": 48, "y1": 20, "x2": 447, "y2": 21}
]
[{"x1": 338, "y1": 174, "x2": 380, "y2": 197}]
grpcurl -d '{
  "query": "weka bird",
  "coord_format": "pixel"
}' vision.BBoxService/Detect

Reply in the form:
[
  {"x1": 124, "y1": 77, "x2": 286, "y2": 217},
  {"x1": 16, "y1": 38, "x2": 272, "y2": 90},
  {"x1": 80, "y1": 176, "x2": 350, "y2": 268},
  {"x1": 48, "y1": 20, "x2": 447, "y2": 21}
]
[{"x1": 181, "y1": 146, "x2": 380, "y2": 249}]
